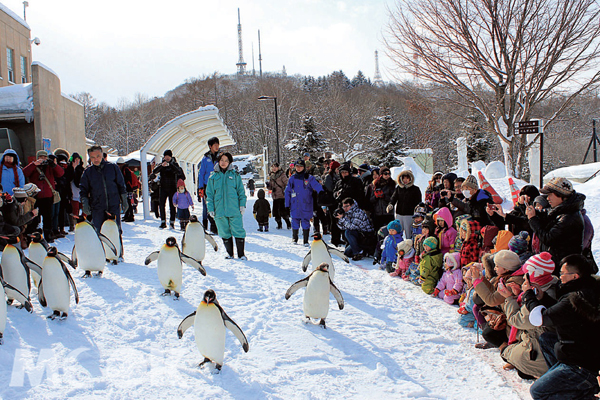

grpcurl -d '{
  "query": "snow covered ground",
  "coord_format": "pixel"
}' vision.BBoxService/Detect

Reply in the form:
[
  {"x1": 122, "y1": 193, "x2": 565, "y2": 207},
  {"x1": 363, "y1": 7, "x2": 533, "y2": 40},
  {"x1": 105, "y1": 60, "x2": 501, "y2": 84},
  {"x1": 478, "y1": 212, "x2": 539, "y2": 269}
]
[{"x1": 1, "y1": 178, "x2": 598, "y2": 399}]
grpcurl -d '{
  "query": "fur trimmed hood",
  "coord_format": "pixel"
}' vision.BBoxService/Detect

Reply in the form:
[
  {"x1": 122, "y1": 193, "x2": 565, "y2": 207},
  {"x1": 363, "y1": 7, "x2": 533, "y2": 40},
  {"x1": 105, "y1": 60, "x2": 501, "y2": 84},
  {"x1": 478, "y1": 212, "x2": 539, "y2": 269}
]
[{"x1": 396, "y1": 170, "x2": 415, "y2": 188}]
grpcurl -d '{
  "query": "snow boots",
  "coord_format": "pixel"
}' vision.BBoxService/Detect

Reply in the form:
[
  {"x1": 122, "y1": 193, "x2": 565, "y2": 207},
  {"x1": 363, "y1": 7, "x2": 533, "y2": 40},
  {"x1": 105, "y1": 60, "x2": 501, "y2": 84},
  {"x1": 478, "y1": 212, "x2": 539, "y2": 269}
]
[
  {"x1": 303, "y1": 229, "x2": 310, "y2": 247},
  {"x1": 236, "y1": 238, "x2": 247, "y2": 260},
  {"x1": 160, "y1": 220, "x2": 167, "y2": 229},
  {"x1": 223, "y1": 238, "x2": 234, "y2": 259},
  {"x1": 180, "y1": 220, "x2": 189, "y2": 231},
  {"x1": 284, "y1": 217, "x2": 292, "y2": 230},
  {"x1": 276, "y1": 219, "x2": 283, "y2": 230},
  {"x1": 292, "y1": 229, "x2": 299, "y2": 244}
]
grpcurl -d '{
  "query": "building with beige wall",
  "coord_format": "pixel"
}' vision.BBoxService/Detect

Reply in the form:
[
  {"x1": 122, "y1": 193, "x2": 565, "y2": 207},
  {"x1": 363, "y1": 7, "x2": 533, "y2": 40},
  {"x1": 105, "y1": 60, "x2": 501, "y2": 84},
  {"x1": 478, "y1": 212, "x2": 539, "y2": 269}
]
[{"x1": 0, "y1": 3, "x2": 85, "y2": 164}]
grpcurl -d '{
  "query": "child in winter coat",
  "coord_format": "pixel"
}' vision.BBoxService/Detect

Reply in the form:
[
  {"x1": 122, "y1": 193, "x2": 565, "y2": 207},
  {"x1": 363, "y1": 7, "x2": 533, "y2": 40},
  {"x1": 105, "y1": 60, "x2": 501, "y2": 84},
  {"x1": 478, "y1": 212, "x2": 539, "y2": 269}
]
[
  {"x1": 380, "y1": 220, "x2": 403, "y2": 272},
  {"x1": 459, "y1": 219, "x2": 482, "y2": 267},
  {"x1": 508, "y1": 231, "x2": 532, "y2": 264},
  {"x1": 419, "y1": 236, "x2": 443, "y2": 294},
  {"x1": 458, "y1": 267, "x2": 479, "y2": 331},
  {"x1": 490, "y1": 230, "x2": 514, "y2": 254},
  {"x1": 432, "y1": 252, "x2": 463, "y2": 304},
  {"x1": 373, "y1": 225, "x2": 389, "y2": 265},
  {"x1": 412, "y1": 211, "x2": 425, "y2": 237},
  {"x1": 433, "y1": 207, "x2": 457, "y2": 255},
  {"x1": 407, "y1": 215, "x2": 436, "y2": 284},
  {"x1": 172, "y1": 179, "x2": 194, "y2": 230},
  {"x1": 247, "y1": 178, "x2": 256, "y2": 197},
  {"x1": 390, "y1": 239, "x2": 414, "y2": 278},
  {"x1": 253, "y1": 188, "x2": 271, "y2": 232}
]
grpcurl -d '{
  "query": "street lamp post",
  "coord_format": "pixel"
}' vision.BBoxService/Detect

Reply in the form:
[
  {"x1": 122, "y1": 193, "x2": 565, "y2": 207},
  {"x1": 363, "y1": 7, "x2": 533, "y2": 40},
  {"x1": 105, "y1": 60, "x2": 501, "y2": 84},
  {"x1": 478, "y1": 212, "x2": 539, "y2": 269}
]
[{"x1": 258, "y1": 95, "x2": 280, "y2": 164}]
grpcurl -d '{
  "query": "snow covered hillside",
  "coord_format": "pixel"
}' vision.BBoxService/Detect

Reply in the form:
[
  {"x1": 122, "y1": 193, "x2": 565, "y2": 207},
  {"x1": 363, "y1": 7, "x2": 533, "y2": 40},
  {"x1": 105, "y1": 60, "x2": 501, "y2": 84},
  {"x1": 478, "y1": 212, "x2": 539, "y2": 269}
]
[{"x1": 8, "y1": 167, "x2": 600, "y2": 399}]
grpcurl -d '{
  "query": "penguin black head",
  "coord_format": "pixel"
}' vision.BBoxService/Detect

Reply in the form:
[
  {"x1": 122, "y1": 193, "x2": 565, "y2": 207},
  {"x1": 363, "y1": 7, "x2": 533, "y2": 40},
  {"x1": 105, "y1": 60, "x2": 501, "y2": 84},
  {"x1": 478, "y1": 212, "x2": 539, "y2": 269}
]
[
  {"x1": 105, "y1": 212, "x2": 117, "y2": 220},
  {"x1": 190, "y1": 215, "x2": 198, "y2": 223},
  {"x1": 165, "y1": 236, "x2": 177, "y2": 247},
  {"x1": 73, "y1": 214, "x2": 86, "y2": 224},
  {"x1": 203, "y1": 289, "x2": 217, "y2": 304},
  {"x1": 47, "y1": 246, "x2": 58, "y2": 257},
  {"x1": 29, "y1": 232, "x2": 43, "y2": 243},
  {"x1": 317, "y1": 262, "x2": 329, "y2": 272},
  {"x1": 312, "y1": 232, "x2": 322, "y2": 241}
]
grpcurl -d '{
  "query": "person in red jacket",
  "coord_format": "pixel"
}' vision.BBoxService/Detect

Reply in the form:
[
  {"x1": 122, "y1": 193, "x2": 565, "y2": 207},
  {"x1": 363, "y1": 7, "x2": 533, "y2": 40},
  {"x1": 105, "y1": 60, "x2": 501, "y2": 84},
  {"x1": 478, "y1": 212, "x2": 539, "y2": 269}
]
[{"x1": 22, "y1": 150, "x2": 64, "y2": 243}]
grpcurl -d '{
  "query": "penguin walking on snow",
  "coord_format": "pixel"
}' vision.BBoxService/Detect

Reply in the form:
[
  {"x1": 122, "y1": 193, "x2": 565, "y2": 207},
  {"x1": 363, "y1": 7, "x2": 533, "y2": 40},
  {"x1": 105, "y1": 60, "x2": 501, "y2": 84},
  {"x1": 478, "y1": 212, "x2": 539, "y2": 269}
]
[
  {"x1": 145, "y1": 236, "x2": 206, "y2": 298},
  {"x1": 38, "y1": 247, "x2": 79, "y2": 320},
  {"x1": 0, "y1": 238, "x2": 42, "y2": 309},
  {"x1": 301, "y1": 232, "x2": 349, "y2": 281},
  {"x1": 100, "y1": 213, "x2": 123, "y2": 265},
  {"x1": 286, "y1": 262, "x2": 344, "y2": 329},
  {"x1": 27, "y1": 232, "x2": 49, "y2": 288},
  {"x1": 181, "y1": 215, "x2": 218, "y2": 265},
  {"x1": 72, "y1": 216, "x2": 116, "y2": 278},
  {"x1": 177, "y1": 289, "x2": 249, "y2": 371},
  {"x1": 1, "y1": 278, "x2": 32, "y2": 344}
]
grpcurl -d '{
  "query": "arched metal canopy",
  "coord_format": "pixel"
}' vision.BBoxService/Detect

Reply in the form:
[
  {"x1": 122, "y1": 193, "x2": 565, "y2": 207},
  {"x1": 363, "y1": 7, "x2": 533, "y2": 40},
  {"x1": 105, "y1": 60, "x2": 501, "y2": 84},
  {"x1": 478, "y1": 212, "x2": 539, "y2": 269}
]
[{"x1": 140, "y1": 105, "x2": 235, "y2": 219}]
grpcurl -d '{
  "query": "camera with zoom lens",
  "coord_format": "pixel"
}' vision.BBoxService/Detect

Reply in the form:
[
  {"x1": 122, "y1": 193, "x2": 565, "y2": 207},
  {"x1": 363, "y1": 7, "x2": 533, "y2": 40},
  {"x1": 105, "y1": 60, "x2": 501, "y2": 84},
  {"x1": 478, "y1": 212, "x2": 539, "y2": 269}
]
[{"x1": 333, "y1": 208, "x2": 344, "y2": 218}]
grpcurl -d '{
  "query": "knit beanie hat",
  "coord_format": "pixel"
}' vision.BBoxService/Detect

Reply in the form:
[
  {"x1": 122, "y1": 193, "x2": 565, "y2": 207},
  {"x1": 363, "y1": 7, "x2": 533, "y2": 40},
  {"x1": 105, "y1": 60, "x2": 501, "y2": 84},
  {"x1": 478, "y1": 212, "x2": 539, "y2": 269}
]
[
  {"x1": 397, "y1": 239, "x2": 413, "y2": 255},
  {"x1": 493, "y1": 250, "x2": 521, "y2": 271},
  {"x1": 177, "y1": 179, "x2": 185, "y2": 188},
  {"x1": 508, "y1": 231, "x2": 529, "y2": 255},
  {"x1": 462, "y1": 175, "x2": 479, "y2": 191},
  {"x1": 339, "y1": 162, "x2": 352, "y2": 173},
  {"x1": 423, "y1": 236, "x2": 438, "y2": 251},
  {"x1": 533, "y1": 195, "x2": 550, "y2": 209},
  {"x1": 329, "y1": 160, "x2": 340, "y2": 171},
  {"x1": 523, "y1": 252, "x2": 555, "y2": 284},
  {"x1": 387, "y1": 219, "x2": 402, "y2": 233}
]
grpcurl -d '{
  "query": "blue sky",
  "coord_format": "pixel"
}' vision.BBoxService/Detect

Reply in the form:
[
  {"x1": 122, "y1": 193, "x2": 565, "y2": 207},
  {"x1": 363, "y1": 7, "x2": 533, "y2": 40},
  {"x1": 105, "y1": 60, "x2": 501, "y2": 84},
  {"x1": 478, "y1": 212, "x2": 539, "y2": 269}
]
[{"x1": 3, "y1": 0, "x2": 395, "y2": 106}]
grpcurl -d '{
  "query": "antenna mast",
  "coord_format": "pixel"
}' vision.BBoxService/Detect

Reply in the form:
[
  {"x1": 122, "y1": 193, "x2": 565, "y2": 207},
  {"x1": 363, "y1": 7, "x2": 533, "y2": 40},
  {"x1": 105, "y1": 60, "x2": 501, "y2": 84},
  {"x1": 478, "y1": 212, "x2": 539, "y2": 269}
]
[
  {"x1": 236, "y1": 8, "x2": 247, "y2": 76},
  {"x1": 373, "y1": 50, "x2": 383, "y2": 86},
  {"x1": 258, "y1": 29, "x2": 263, "y2": 77}
]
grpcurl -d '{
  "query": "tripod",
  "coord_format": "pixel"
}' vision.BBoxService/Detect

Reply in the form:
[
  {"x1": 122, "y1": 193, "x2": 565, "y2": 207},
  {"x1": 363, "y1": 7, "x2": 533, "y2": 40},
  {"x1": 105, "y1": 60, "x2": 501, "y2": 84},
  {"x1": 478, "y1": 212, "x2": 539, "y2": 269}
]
[{"x1": 582, "y1": 119, "x2": 600, "y2": 163}]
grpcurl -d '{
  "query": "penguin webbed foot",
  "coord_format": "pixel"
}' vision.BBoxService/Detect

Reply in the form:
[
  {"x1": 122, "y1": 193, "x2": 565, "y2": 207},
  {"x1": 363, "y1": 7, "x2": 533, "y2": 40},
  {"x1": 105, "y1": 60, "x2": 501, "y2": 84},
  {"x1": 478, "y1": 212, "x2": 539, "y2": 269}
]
[
  {"x1": 112, "y1": 260, "x2": 118, "y2": 265},
  {"x1": 319, "y1": 319, "x2": 327, "y2": 329},
  {"x1": 199, "y1": 357, "x2": 211, "y2": 368},
  {"x1": 173, "y1": 292, "x2": 180, "y2": 300},
  {"x1": 161, "y1": 289, "x2": 171, "y2": 297},
  {"x1": 47, "y1": 310, "x2": 60, "y2": 320},
  {"x1": 6, "y1": 299, "x2": 13, "y2": 306},
  {"x1": 214, "y1": 364, "x2": 222, "y2": 373},
  {"x1": 0, "y1": 333, "x2": 4, "y2": 345},
  {"x1": 59, "y1": 313, "x2": 68, "y2": 321},
  {"x1": 96, "y1": 271, "x2": 103, "y2": 278},
  {"x1": 82, "y1": 271, "x2": 92, "y2": 278}
]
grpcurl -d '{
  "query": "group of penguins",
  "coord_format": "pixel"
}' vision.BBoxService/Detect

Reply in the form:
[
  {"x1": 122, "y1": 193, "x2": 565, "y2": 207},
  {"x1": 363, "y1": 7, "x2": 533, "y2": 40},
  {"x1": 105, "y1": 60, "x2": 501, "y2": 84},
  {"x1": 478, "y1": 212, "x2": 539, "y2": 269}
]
[{"x1": 0, "y1": 213, "x2": 351, "y2": 372}]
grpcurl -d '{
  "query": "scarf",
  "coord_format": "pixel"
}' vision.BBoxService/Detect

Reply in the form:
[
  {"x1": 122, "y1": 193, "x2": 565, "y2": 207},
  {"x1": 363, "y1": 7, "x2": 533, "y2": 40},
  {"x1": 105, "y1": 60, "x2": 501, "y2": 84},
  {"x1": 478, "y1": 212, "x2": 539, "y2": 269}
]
[{"x1": 3, "y1": 160, "x2": 19, "y2": 187}]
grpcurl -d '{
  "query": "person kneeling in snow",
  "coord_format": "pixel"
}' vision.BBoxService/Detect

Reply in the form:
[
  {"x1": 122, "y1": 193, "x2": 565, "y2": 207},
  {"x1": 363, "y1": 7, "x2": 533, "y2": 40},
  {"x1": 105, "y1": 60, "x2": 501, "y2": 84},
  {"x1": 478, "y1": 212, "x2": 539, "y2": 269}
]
[
  {"x1": 390, "y1": 239, "x2": 414, "y2": 279},
  {"x1": 433, "y1": 252, "x2": 463, "y2": 304}
]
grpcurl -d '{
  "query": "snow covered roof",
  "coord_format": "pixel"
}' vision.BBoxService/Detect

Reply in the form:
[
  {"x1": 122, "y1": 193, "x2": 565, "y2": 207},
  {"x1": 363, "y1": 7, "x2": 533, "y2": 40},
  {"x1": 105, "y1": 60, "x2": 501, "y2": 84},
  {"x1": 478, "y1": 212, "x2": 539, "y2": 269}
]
[
  {"x1": 0, "y1": 83, "x2": 34, "y2": 122},
  {"x1": 0, "y1": 3, "x2": 30, "y2": 30},
  {"x1": 544, "y1": 161, "x2": 600, "y2": 183},
  {"x1": 140, "y1": 105, "x2": 235, "y2": 166}
]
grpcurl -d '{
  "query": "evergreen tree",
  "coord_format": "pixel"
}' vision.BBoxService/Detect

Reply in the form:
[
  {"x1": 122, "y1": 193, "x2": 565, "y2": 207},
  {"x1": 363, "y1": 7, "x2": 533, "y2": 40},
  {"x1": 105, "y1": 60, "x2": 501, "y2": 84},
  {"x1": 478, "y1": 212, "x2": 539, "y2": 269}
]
[
  {"x1": 285, "y1": 114, "x2": 328, "y2": 161},
  {"x1": 465, "y1": 115, "x2": 491, "y2": 162},
  {"x1": 351, "y1": 71, "x2": 371, "y2": 87},
  {"x1": 369, "y1": 108, "x2": 405, "y2": 167}
]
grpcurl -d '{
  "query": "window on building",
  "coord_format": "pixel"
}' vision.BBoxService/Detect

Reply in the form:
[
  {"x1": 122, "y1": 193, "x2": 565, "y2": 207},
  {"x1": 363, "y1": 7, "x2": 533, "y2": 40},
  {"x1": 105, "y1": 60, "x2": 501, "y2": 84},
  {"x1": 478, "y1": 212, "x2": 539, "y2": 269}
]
[
  {"x1": 20, "y1": 56, "x2": 27, "y2": 83},
  {"x1": 7, "y1": 48, "x2": 15, "y2": 83}
]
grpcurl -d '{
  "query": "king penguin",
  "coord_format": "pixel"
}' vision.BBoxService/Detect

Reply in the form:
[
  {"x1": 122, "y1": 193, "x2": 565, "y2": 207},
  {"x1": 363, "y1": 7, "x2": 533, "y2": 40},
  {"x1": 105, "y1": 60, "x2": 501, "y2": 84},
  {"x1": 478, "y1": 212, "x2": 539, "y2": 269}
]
[
  {"x1": 38, "y1": 247, "x2": 79, "y2": 320},
  {"x1": 177, "y1": 289, "x2": 249, "y2": 371},
  {"x1": 1, "y1": 278, "x2": 32, "y2": 344},
  {"x1": 182, "y1": 215, "x2": 218, "y2": 265},
  {"x1": 72, "y1": 216, "x2": 116, "y2": 278},
  {"x1": 100, "y1": 213, "x2": 123, "y2": 265},
  {"x1": 285, "y1": 262, "x2": 344, "y2": 329},
  {"x1": 0, "y1": 238, "x2": 42, "y2": 309},
  {"x1": 27, "y1": 232, "x2": 49, "y2": 288},
  {"x1": 145, "y1": 236, "x2": 205, "y2": 298},
  {"x1": 301, "y1": 232, "x2": 349, "y2": 281}
]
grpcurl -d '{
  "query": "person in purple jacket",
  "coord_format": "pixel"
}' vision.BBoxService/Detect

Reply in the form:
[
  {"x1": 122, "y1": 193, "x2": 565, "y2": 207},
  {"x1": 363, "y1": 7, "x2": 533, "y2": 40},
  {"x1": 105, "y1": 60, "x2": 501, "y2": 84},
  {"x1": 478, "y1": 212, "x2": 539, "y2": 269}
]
[
  {"x1": 432, "y1": 252, "x2": 463, "y2": 304},
  {"x1": 285, "y1": 159, "x2": 322, "y2": 246},
  {"x1": 173, "y1": 179, "x2": 194, "y2": 231}
]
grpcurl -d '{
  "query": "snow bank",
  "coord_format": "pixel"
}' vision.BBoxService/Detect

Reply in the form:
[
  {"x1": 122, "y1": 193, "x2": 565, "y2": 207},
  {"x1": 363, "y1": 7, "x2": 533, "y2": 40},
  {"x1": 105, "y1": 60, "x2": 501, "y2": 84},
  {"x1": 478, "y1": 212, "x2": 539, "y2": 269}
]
[
  {"x1": 545, "y1": 161, "x2": 600, "y2": 183},
  {"x1": 0, "y1": 84, "x2": 34, "y2": 122}
]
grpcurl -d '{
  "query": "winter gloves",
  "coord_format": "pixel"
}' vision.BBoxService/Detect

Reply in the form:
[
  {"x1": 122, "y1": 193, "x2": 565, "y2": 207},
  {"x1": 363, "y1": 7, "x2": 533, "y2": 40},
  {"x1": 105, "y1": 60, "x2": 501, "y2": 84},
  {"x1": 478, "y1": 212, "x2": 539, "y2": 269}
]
[
  {"x1": 433, "y1": 289, "x2": 440, "y2": 297},
  {"x1": 240, "y1": 206, "x2": 245, "y2": 215},
  {"x1": 445, "y1": 289, "x2": 458, "y2": 297}
]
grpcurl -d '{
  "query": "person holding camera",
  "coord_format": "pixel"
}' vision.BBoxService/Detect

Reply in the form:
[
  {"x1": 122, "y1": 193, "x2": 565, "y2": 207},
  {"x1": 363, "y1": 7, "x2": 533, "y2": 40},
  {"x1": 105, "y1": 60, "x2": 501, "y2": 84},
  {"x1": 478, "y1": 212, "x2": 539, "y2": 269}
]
[
  {"x1": 23, "y1": 150, "x2": 65, "y2": 243},
  {"x1": 335, "y1": 197, "x2": 375, "y2": 260},
  {"x1": 79, "y1": 146, "x2": 128, "y2": 233},
  {"x1": 153, "y1": 149, "x2": 185, "y2": 229},
  {"x1": 368, "y1": 167, "x2": 396, "y2": 231}
]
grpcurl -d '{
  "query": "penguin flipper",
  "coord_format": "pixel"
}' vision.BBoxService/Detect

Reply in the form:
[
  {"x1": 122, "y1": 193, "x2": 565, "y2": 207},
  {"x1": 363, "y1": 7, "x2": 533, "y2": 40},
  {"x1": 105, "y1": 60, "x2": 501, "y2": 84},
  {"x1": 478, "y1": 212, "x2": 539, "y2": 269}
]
[
  {"x1": 177, "y1": 311, "x2": 196, "y2": 338},
  {"x1": 205, "y1": 234, "x2": 219, "y2": 252},
  {"x1": 62, "y1": 264, "x2": 79, "y2": 304},
  {"x1": 329, "y1": 280, "x2": 344, "y2": 310},
  {"x1": 3, "y1": 281, "x2": 33, "y2": 312},
  {"x1": 24, "y1": 257, "x2": 43, "y2": 277},
  {"x1": 145, "y1": 251, "x2": 160, "y2": 265},
  {"x1": 98, "y1": 233, "x2": 117, "y2": 257},
  {"x1": 217, "y1": 305, "x2": 249, "y2": 352},
  {"x1": 38, "y1": 279, "x2": 47, "y2": 308},
  {"x1": 57, "y1": 252, "x2": 75, "y2": 269},
  {"x1": 301, "y1": 252, "x2": 312, "y2": 272},
  {"x1": 285, "y1": 275, "x2": 310, "y2": 299},
  {"x1": 328, "y1": 247, "x2": 350, "y2": 263},
  {"x1": 71, "y1": 245, "x2": 78, "y2": 268},
  {"x1": 180, "y1": 253, "x2": 207, "y2": 276}
]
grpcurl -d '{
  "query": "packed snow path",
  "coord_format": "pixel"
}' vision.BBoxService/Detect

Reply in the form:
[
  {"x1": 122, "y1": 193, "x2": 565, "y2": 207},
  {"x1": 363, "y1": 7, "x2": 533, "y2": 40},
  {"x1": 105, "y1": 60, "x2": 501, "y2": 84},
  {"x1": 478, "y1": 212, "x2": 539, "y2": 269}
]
[{"x1": 0, "y1": 199, "x2": 534, "y2": 399}]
